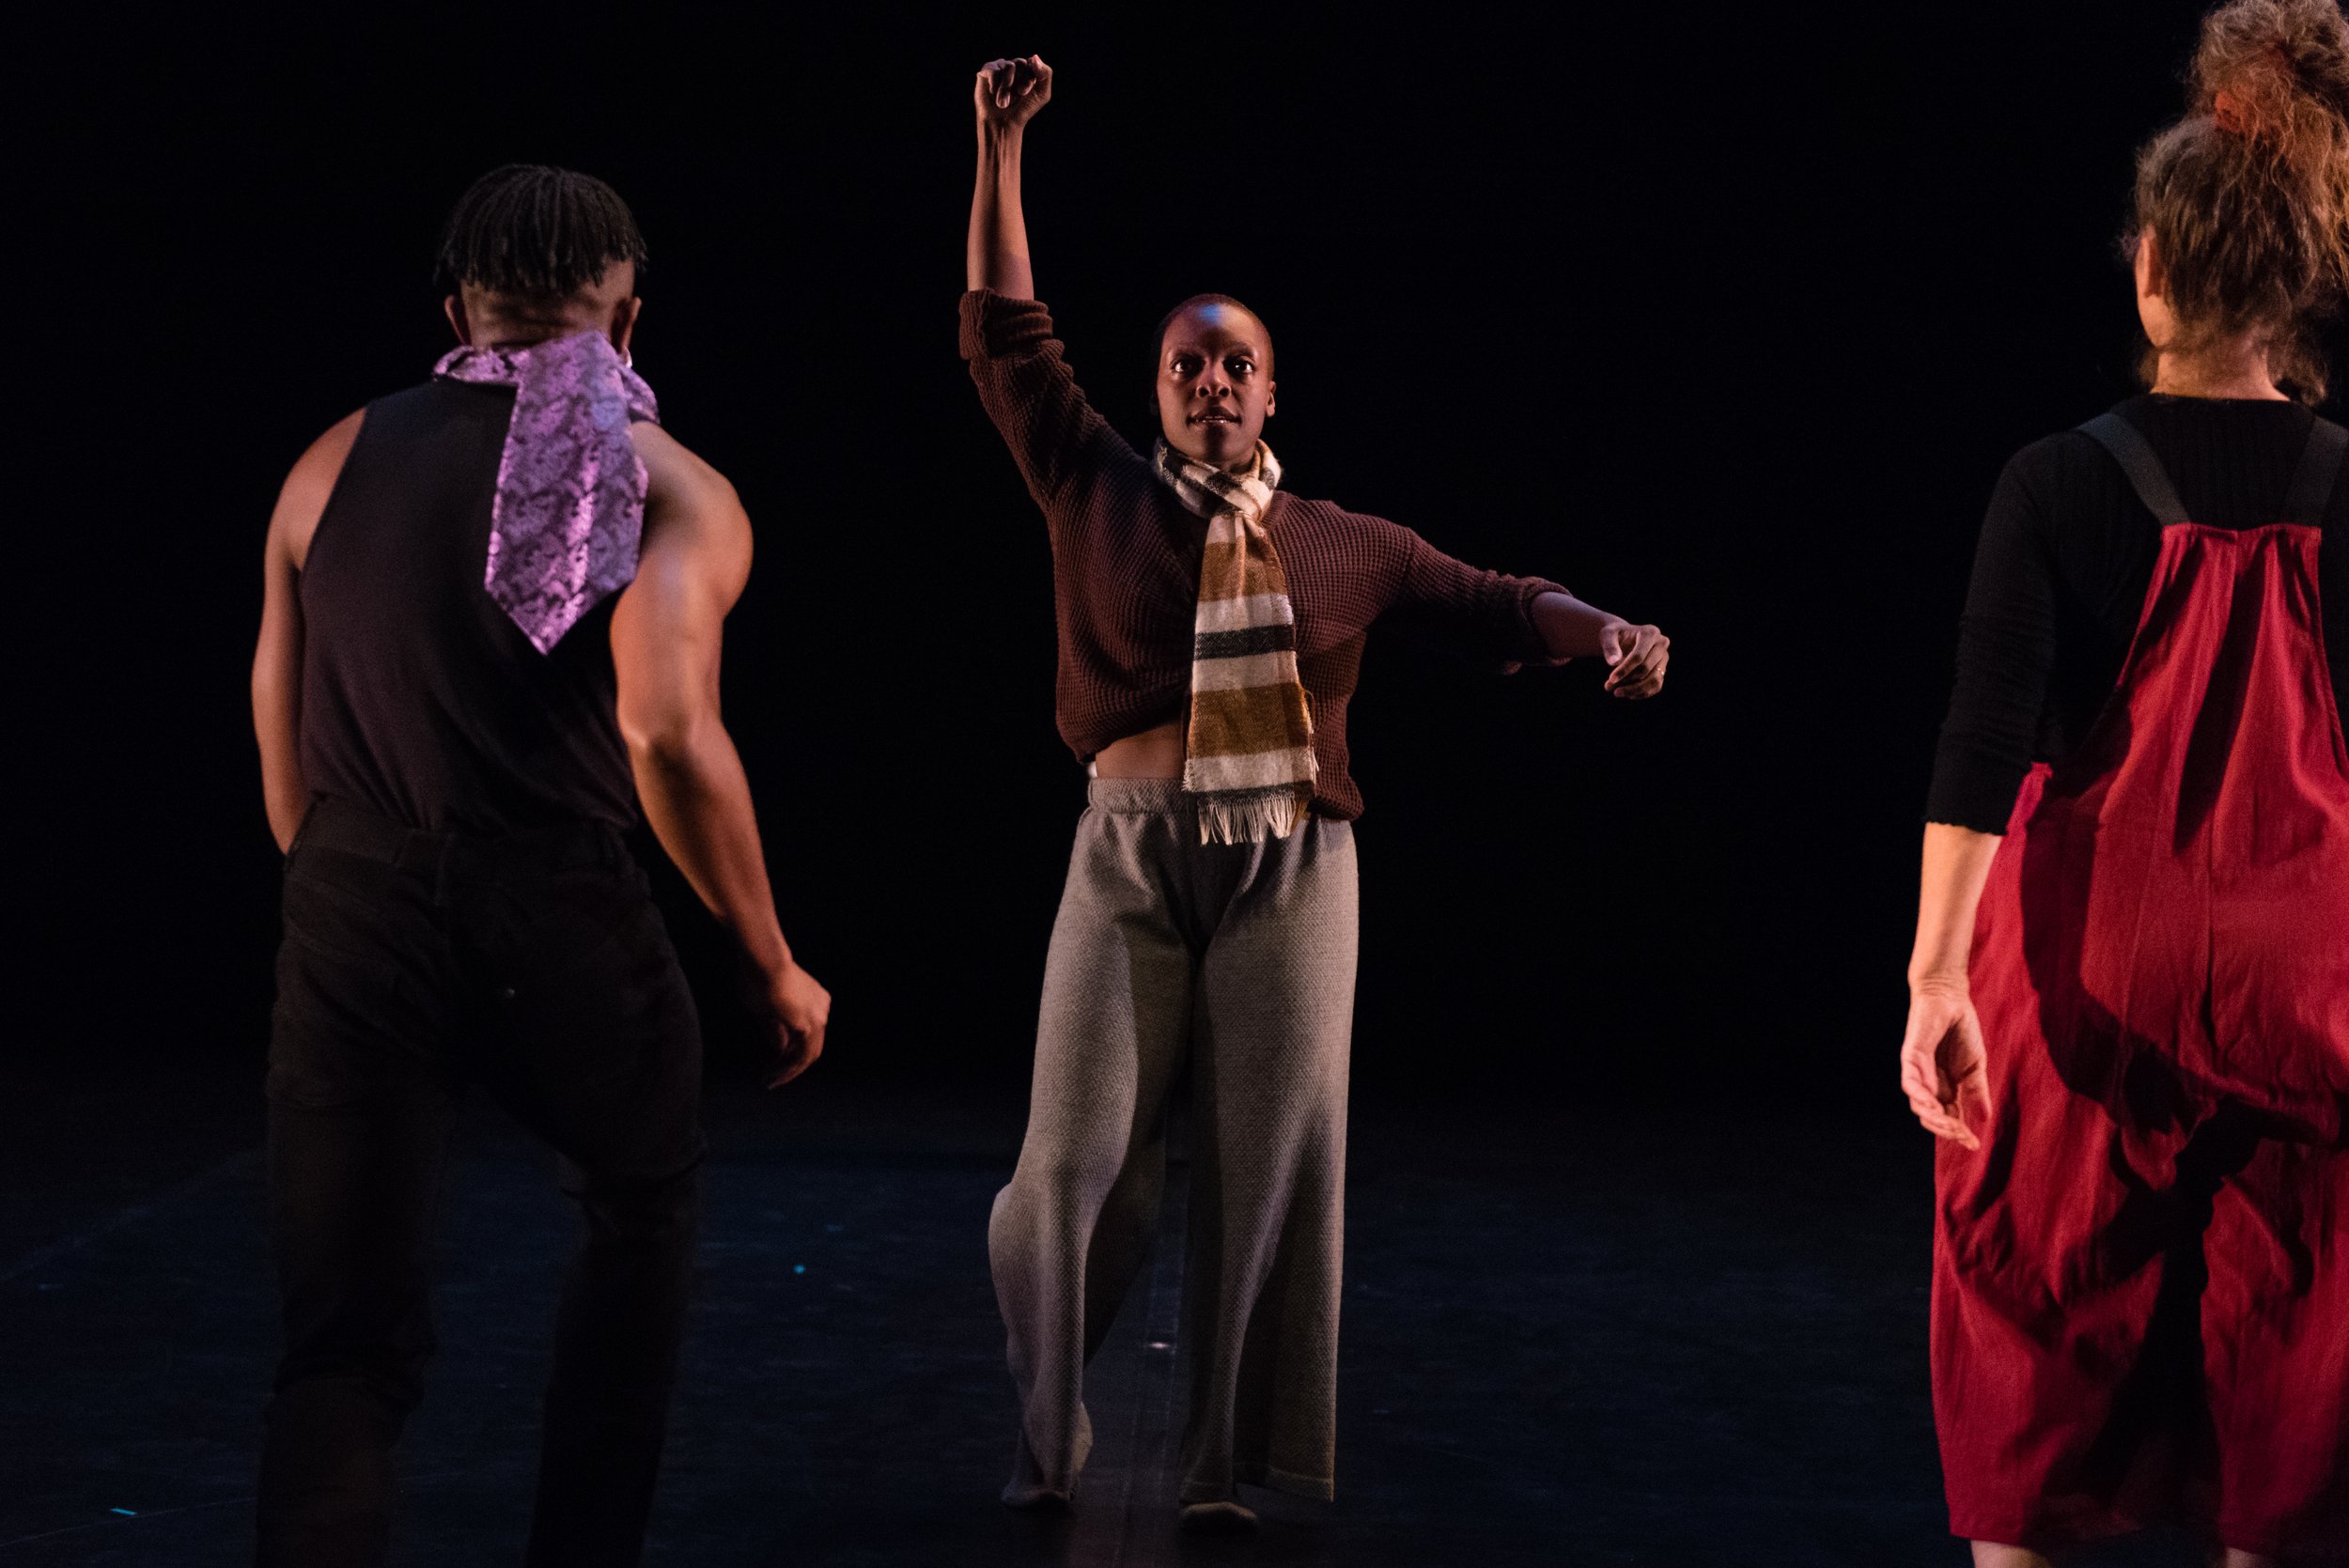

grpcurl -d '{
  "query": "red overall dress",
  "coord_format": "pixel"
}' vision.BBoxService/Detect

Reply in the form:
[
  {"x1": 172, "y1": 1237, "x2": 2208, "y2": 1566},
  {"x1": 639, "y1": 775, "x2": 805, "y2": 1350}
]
[{"x1": 1934, "y1": 412, "x2": 2349, "y2": 1557}]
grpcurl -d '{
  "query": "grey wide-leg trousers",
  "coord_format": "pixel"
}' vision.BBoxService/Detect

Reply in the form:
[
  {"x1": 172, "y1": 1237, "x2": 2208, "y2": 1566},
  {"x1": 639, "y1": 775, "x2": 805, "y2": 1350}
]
[{"x1": 989, "y1": 778, "x2": 1360, "y2": 1507}]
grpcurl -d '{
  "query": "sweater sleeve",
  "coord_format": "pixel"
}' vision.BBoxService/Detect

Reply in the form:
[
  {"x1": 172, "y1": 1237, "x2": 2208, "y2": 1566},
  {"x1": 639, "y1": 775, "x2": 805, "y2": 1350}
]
[
  {"x1": 1926, "y1": 449, "x2": 2061, "y2": 832},
  {"x1": 959, "y1": 289, "x2": 1128, "y2": 513},
  {"x1": 1372, "y1": 517, "x2": 1569, "y2": 674}
]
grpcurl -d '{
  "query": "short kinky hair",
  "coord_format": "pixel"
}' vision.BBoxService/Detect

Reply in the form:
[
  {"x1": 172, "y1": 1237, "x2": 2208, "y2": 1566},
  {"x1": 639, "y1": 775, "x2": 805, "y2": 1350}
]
[{"x1": 433, "y1": 163, "x2": 648, "y2": 300}]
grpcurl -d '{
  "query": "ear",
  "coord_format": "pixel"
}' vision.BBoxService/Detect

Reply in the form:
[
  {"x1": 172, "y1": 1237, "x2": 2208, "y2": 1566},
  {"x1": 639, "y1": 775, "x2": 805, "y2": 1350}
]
[
  {"x1": 611, "y1": 295, "x2": 642, "y2": 362},
  {"x1": 2134, "y1": 225, "x2": 2165, "y2": 302},
  {"x1": 1267, "y1": 377, "x2": 1277, "y2": 420},
  {"x1": 443, "y1": 293, "x2": 474, "y2": 347}
]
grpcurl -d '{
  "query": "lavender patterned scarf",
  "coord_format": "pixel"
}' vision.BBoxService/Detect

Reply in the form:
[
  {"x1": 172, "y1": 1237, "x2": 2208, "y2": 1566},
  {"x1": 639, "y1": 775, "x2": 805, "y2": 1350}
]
[{"x1": 434, "y1": 330, "x2": 660, "y2": 654}]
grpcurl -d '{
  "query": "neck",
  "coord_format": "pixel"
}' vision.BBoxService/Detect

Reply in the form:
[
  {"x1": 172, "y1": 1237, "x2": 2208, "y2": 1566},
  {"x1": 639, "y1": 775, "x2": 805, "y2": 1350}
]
[
  {"x1": 1163, "y1": 443, "x2": 1255, "y2": 476},
  {"x1": 2151, "y1": 337, "x2": 2286, "y2": 400},
  {"x1": 471, "y1": 300, "x2": 614, "y2": 353},
  {"x1": 482, "y1": 322, "x2": 602, "y2": 352}
]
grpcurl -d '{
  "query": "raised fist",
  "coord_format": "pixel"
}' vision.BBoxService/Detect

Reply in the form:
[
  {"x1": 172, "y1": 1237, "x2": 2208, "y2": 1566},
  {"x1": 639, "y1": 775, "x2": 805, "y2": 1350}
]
[{"x1": 974, "y1": 54, "x2": 1052, "y2": 131}]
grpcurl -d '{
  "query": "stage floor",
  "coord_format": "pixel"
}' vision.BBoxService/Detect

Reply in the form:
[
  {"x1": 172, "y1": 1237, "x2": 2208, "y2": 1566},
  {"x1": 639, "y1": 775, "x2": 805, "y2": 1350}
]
[{"x1": 0, "y1": 1057, "x2": 2208, "y2": 1567}]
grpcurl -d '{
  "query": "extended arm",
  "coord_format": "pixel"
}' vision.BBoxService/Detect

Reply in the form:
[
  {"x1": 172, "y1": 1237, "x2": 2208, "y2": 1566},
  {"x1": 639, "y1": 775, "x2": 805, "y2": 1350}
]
[
  {"x1": 1530, "y1": 591, "x2": 1670, "y2": 699},
  {"x1": 1377, "y1": 523, "x2": 1672, "y2": 698},
  {"x1": 252, "y1": 411, "x2": 362, "y2": 852},
  {"x1": 967, "y1": 55, "x2": 1051, "y2": 298},
  {"x1": 614, "y1": 425, "x2": 830, "y2": 1085},
  {"x1": 958, "y1": 55, "x2": 1128, "y2": 511}
]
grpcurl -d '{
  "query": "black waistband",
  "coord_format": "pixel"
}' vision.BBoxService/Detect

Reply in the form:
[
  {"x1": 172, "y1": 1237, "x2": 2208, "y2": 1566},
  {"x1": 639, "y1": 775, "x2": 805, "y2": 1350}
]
[{"x1": 293, "y1": 796, "x2": 628, "y2": 878}]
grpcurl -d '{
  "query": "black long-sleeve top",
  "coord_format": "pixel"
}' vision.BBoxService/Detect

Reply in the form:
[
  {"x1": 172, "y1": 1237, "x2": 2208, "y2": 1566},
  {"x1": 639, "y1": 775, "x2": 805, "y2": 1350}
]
[{"x1": 1927, "y1": 394, "x2": 2349, "y2": 833}]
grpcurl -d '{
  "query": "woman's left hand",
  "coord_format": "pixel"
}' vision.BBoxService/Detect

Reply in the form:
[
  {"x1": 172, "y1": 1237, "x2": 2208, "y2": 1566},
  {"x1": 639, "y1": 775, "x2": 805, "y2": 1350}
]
[{"x1": 1599, "y1": 620, "x2": 1670, "y2": 698}]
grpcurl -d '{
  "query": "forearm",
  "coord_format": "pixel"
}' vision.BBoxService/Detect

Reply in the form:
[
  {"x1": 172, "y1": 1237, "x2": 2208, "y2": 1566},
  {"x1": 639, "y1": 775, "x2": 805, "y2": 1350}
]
[
  {"x1": 1530, "y1": 591, "x2": 1620, "y2": 660},
  {"x1": 1907, "y1": 822, "x2": 2003, "y2": 988},
  {"x1": 252, "y1": 635, "x2": 306, "y2": 853},
  {"x1": 967, "y1": 125, "x2": 1034, "y2": 298},
  {"x1": 253, "y1": 696, "x2": 308, "y2": 853},
  {"x1": 631, "y1": 721, "x2": 794, "y2": 978}
]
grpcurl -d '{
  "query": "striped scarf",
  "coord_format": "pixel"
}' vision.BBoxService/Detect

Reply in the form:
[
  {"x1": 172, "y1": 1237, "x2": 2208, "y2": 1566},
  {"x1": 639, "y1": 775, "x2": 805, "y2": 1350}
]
[{"x1": 1152, "y1": 439, "x2": 1318, "y2": 844}]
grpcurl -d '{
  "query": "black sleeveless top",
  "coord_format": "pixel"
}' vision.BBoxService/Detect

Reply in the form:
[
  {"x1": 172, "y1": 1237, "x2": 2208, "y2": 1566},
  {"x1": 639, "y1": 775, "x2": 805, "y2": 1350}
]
[{"x1": 298, "y1": 379, "x2": 637, "y2": 833}]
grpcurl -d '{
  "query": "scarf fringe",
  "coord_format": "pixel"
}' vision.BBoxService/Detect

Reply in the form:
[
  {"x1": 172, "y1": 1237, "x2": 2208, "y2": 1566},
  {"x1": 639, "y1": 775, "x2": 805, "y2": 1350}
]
[
  {"x1": 1194, "y1": 786, "x2": 1315, "y2": 846},
  {"x1": 1153, "y1": 439, "x2": 1321, "y2": 846}
]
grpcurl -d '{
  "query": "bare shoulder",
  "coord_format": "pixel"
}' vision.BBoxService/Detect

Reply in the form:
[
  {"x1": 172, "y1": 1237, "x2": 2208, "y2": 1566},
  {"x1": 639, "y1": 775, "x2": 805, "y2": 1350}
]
[
  {"x1": 632, "y1": 423, "x2": 740, "y2": 511},
  {"x1": 272, "y1": 409, "x2": 366, "y2": 567},
  {"x1": 630, "y1": 423, "x2": 752, "y2": 583}
]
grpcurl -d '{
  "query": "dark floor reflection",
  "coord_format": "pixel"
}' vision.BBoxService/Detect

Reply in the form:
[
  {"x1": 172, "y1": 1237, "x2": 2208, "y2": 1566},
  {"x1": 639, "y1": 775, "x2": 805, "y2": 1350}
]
[{"x1": 0, "y1": 1061, "x2": 2214, "y2": 1566}]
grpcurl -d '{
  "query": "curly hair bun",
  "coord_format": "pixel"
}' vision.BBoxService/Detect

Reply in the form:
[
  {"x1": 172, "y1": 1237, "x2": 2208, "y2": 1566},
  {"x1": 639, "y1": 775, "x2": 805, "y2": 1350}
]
[
  {"x1": 2136, "y1": 0, "x2": 2349, "y2": 401},
  {"x1": 2196, "y1": 0, "x2": 2349, "y2": 148}
]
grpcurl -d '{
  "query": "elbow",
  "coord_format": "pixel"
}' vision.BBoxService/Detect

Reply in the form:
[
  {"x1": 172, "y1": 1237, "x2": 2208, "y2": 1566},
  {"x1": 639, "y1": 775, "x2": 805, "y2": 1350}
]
[
  {"x1": 620, "y1": 704, "x2": 715, "y2": 775},
  {"x1": 626, "y1": 733, "x2": 704, "y2": 795},
  {"x1": 623, "y1": 721, "x2": 698, "y2": 772}
]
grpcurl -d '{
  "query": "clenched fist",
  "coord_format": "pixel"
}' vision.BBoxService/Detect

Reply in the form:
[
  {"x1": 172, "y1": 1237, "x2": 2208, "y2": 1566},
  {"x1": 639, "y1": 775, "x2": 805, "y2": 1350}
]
[
  {"x1": 1599, "y1": 620, "x2": 1670, "y2": 699},
  {"x1": 974, "y1": 54, "x2": 1052, "y2": 131},
  {"x1": 759, "y1": 958, "x2": 832, "y2": 1090}
]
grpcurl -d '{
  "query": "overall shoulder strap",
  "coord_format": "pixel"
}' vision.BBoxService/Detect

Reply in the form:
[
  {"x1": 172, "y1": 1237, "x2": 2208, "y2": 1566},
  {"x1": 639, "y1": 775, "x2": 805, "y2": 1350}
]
[
  {"x1": 2281, "y1": 416, "x2": 2348, "y2": 526},
  {"x1": 2077, "y1": 412, "x2": 2189, "y2": 527}
]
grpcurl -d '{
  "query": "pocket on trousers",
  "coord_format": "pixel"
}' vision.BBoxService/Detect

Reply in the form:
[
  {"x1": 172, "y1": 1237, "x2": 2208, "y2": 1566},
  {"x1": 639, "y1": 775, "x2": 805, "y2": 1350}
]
[
  {"x1": 268, "y1": 901, "x2": 422, "y2": 1109},
  {"x1": 278, "y1": 849, "x2": 404, "y2": 970}
]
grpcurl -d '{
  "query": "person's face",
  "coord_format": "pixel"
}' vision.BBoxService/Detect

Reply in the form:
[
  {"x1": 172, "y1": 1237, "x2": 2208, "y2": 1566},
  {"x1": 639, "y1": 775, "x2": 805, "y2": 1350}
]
[{"x1": 1156, "y1": 303, "x2": 1275, "y2": 470}]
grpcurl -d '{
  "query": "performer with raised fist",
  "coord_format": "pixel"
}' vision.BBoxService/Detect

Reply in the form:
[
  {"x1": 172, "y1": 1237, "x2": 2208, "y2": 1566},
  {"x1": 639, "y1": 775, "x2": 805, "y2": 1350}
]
[{"x1": 961, "y1": 54, "x2": 1671, "y2": 1529}]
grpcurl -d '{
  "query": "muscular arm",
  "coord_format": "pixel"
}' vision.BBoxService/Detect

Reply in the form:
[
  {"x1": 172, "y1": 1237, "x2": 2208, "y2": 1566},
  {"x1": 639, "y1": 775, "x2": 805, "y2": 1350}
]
[
  {"x1": 967, "y1": 55, "x2": 1051, "y2": 298},
  {"x1": 613, "y1": 424, "x2": 828, "y2": 1081},
  {"x1": 252, "y1": 411, "x2": 363, "y2": 852}
]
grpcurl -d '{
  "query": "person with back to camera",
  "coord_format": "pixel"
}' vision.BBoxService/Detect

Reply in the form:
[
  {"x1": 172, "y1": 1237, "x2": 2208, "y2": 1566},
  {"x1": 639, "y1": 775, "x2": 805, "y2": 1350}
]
[
  {"x1": 1900, "y1": 2, "x2": 2349, "y2": 1562},
  {"x1": 960, "y1": 54, "x2": 1672, "y2": 1531},
  {"x1": 249, "y1": 164, "x2": 830, "y2": 1566}
]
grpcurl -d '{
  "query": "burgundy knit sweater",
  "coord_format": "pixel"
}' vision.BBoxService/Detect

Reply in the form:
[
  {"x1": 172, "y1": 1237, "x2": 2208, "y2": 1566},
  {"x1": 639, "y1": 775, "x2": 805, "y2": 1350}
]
[{"x1": 961, "y1": 290, "x2": 1567, "y2": 821}]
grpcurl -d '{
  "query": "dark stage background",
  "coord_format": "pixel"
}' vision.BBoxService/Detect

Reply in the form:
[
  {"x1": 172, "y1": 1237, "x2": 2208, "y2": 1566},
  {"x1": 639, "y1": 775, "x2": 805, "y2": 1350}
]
[
  {"x1": 9, "y1": 3, "x2": 2247, "y2": 1110},
  {"x1": 4, "y1": 5, "x2": 2302, "y2": 1564}
]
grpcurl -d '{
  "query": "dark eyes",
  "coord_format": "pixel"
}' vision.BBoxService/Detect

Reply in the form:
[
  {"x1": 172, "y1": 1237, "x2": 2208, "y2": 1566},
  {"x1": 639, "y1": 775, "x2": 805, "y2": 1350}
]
[{"x1": 1167, "y1": 355, "x2": 1255, "y2": 377}]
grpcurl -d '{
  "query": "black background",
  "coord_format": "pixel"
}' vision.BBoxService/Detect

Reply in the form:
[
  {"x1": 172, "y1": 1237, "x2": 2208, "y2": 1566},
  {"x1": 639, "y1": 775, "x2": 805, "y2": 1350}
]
[{"x1": 9, "y1": 2, "x2": 2245, "y2": 1110}]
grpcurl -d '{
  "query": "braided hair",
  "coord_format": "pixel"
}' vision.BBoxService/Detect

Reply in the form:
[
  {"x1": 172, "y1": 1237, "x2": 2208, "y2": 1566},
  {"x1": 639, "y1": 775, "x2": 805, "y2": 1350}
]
[{"x1": 434, "y1": 164, "x2": 647, "y2": 301}]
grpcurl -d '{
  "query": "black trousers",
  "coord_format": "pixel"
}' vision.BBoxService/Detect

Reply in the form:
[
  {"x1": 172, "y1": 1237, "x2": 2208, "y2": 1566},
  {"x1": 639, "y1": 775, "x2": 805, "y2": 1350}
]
[{"x1": 256, "y1": 799, "x2": 703, "y2": 1568}]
